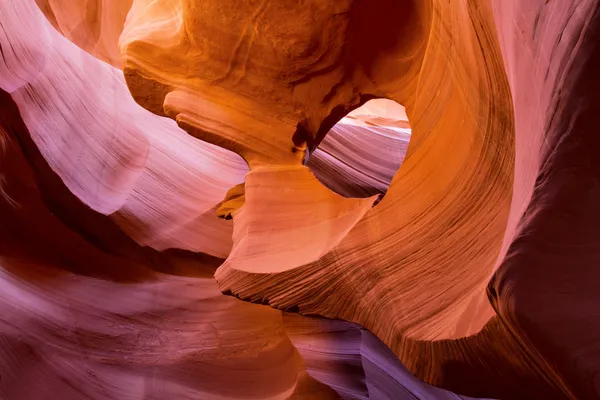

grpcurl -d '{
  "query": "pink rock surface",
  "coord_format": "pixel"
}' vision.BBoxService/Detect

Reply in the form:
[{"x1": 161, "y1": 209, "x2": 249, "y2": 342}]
[
  {"x1": 0, "y1": 81, "x2": 482, "y2": 397},
  {"x1": 308, "y1": 100, "x2": 411, "y2": 199},
  {"x1": 488, "y1": 1, "x2": 600, "y2": 399},
  {"x1": 34, "y1": 0, "x2": 133, "y2": 67},
  {"x1": 1, "y1": 0, "x2": 248, "y2": 258},
  {"x1": 2, "y1": 0, "x2": 600, "y2": 399}
]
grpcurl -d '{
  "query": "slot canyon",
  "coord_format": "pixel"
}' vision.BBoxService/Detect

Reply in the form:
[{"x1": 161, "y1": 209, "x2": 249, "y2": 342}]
[{"x1": 0, "y1": 0, "x2": 599, "y2": 399}]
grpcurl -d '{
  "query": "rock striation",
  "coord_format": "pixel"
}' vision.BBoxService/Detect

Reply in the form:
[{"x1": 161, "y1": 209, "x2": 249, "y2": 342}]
[{"x1": 1, "y1": 0, "x2": 600, "y2": 399}]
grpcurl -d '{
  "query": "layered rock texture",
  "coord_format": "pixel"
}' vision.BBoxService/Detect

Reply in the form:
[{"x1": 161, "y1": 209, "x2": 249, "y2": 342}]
[{"x1": 1, "y1": 0, "x2": 599, "y2": 399}]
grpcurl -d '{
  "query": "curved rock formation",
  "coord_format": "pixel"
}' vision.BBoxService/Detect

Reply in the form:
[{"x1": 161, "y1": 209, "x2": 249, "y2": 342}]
[
  {"x1": 34, "y1": 0, "x2": 133, "y2": 67},
  {"x1": 121, "y1": 0, "x2": 513, "y2": 349},
  {"x1": 120, "y1": 0, "x2": 516, "y2": 394},
  {"x1": 120, "y1": 0, "x2": 600, "y2": 399},
  {"x1": 0, "y1": 80, "x2": 446, "y2": 399},
  {"x1": 307, "y1": 99, "x2": 411, "y2": 199},
  {"x1": 1, "y1": 0, "x2": 249, "y2": 258},
  {"x1": 1, "y1": 0, "x2": 600, "y2": 398}
]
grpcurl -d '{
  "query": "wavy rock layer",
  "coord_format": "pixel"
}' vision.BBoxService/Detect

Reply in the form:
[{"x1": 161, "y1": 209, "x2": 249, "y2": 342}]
[
  {"x1": 2, "y1": 0, "x2": 600, "y2": 399},
  {"x1": 34, "y1": 0, "x2": 132, "y2": 67},
  {"x1": 489, "y1": 1, "x2": 600, "y2": 399},
  {"x1": 308, "y1": 99, "x2": 411, "y2": 199},
  {"x1": 120, "y1": 0, "x2": 600, "y2": 399},
  {"x1": 283, "y1": 314, "x2": 490, "y2": 400},
  {"x1": 0, "y1": 0, "x2": 491, "y2": 399},
  {"x1": 1, "y1": 0, "x2": 249, "y2": 259},
  {"x1": 0, "y1": 83, "x2": 480, "y2": 399},
  {"x1": 123, "y1": 0, "x2": 511, "y2": 342},
  {"x1": 0, "y1": 87, "x2": 299, "y2": 399}
]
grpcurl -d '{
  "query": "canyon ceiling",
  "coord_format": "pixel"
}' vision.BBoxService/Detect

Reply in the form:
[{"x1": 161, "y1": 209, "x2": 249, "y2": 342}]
[{"x1": 1, "y1": 0, "x2": 600, "y2": 399}]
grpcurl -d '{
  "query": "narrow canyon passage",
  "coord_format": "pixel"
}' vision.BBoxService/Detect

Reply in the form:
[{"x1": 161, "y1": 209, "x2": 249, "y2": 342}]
[
  {"x1": 307, "y1": 99, "x2": 411, "y2": 201},
  {"x1": 1, "y1": 0, "x2": 600, "y2": 399}
]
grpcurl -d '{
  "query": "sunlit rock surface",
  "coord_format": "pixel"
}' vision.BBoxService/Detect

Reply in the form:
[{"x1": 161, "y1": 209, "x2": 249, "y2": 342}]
[
  {"x1": 34, "y1": 0, "x2": 133, "y2": 68},
  {"x1": 1, "y1": 0, "x2": 600, "y2": 399}
]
